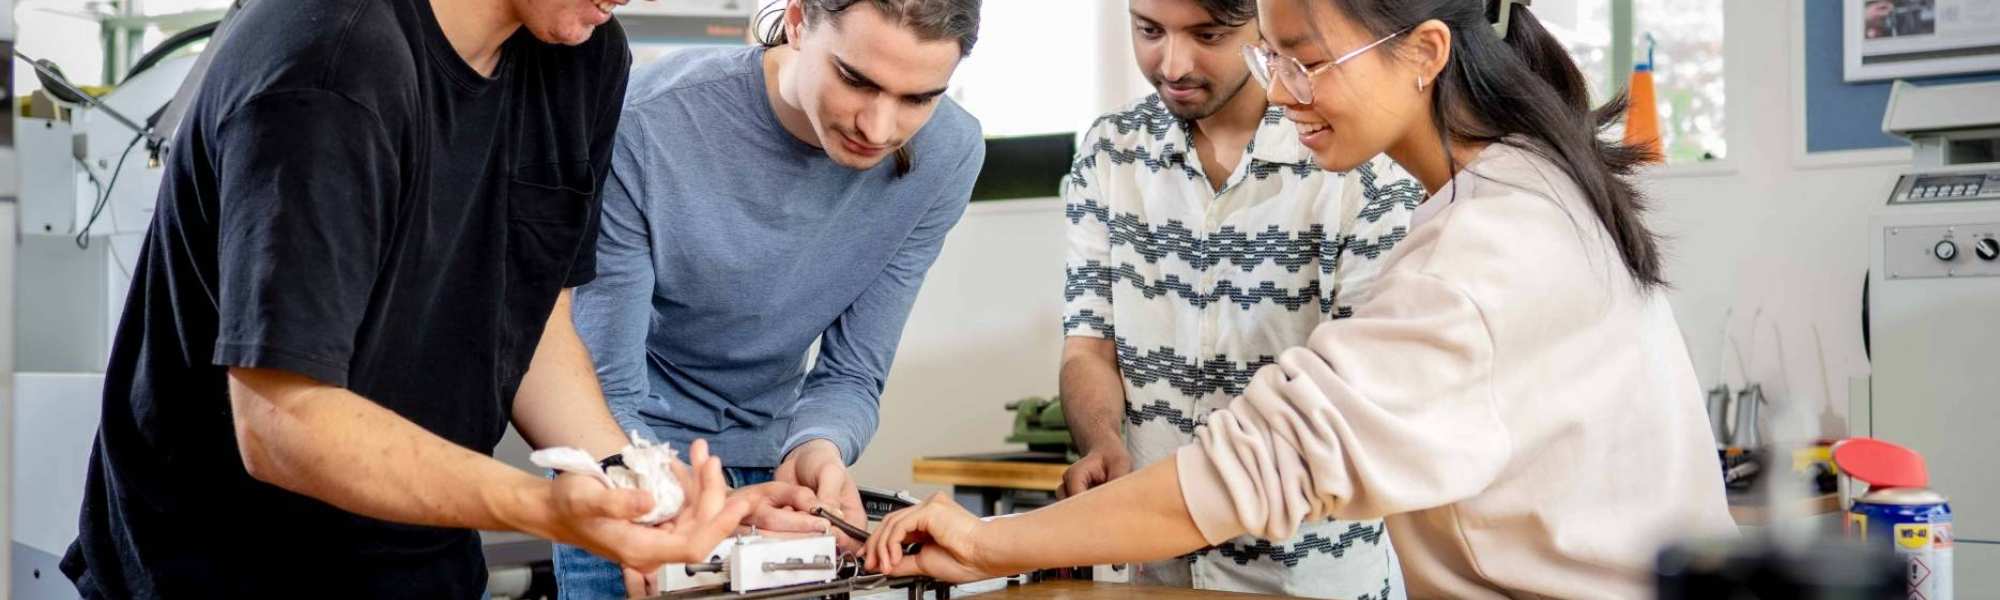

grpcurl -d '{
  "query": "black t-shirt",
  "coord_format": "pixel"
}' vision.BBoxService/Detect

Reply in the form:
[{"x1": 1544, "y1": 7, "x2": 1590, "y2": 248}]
[{"x1": 59, "y1": 0, "x2": 629, "y2": 597}]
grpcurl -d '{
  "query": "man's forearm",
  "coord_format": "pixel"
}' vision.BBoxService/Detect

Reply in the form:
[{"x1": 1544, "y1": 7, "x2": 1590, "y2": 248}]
[
  {"x1": 981, "y1": 459, "x2": 1207, "y2": 572},
  {"x1": 513, "y1": 289, "x2": 630, "y2": 458},
  {"x1": 229, "y1": 368, "x2": 560, "y2": 537},
  {"x1": 1059, "y1": 337, "x2": 1125, "y2": 456}
]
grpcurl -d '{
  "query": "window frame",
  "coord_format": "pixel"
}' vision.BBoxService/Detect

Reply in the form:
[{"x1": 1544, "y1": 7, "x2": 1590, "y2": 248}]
[{"x1": 1599, "y1": 0, "x2": 1739, "y2": 175}]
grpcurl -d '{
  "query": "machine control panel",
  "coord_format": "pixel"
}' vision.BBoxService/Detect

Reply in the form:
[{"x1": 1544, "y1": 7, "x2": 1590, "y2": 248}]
[
  {"x1": 1885, "y1": 222, "x2": 2000, "y2": 279},
  {"x1": 1891, "y1": 171, "x2": 2000, "y2": 205}
]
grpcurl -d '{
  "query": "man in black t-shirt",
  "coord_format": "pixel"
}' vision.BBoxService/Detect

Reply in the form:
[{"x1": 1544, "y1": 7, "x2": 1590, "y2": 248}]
[{"x1": 58, "y1": 0, "x2": 799, "y2": 597}]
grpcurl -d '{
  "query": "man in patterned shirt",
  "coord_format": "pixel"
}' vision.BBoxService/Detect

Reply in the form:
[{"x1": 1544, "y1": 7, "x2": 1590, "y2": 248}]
[{"x1": 1056, "y1": 0, "x2": 1422, "y2": 597}]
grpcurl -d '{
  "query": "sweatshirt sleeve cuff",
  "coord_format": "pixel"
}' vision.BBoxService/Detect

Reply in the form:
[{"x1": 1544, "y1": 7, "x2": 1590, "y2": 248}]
[
  {"x1": 781, "y1": 428, "x2": 859, "y2": 465},
  {"x1": 1177, "y1": 443, "x2": 1248, "y2": 546}
]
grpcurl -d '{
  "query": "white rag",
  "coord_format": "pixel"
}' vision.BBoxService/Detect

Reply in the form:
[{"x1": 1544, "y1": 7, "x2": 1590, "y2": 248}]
[{"x1": 530, "y1": 432, "x2": 687, "y2": 525}]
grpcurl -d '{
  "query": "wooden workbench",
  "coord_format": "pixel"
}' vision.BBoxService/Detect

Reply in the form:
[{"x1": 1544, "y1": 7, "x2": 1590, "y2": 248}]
[
  {"x1": 913, "y1": 453, "x2": 1069, "y2": 517},
  {"x1": 962, "y1": 580, "x2": 1272, "y2": 598},
  {"x1": 912, "y1": 454, "x2": 1067, "y2": 491}
]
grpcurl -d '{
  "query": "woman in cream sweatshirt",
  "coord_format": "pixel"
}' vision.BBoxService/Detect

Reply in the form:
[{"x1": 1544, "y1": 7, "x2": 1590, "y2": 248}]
[{"x1": 863, "y1": 0, "x2": 1737, "y2": 597}]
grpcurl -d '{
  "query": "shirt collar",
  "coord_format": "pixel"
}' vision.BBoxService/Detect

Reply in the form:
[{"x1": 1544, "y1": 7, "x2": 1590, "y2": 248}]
[{"x1": 1246, "y1": 106, "x2": 1315, "y2": 166}]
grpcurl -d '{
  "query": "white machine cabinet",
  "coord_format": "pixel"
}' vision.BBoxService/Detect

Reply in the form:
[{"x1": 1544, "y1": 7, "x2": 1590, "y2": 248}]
[{"x1": 1865, "y1": 79, "x2": 2000, "y2": 596}]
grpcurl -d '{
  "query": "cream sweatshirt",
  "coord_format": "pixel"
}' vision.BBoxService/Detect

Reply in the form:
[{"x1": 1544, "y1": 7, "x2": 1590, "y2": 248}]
[{"x1": 1175, "y1": 142, "x2": 1737, "y2": 599}]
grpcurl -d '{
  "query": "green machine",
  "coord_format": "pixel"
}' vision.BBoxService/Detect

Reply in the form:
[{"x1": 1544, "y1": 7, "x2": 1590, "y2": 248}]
[{"x1": 1004, "y1": 396, "x2": 1075, "y2": 456}]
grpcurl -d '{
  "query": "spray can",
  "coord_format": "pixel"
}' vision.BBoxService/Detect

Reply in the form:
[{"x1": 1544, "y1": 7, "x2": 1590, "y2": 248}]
[
  {"x1": 1848, "y1": 487, "x2": 1953, "y2": 599},
  {"x1": 1835, "y1": 438, "x2": 1953, "y2": 600}
]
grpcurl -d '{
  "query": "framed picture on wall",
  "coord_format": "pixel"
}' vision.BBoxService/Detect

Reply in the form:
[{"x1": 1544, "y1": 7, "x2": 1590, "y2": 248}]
[{"x1": 1846, "y1": 0, "x2": 2000, "y2": 81}]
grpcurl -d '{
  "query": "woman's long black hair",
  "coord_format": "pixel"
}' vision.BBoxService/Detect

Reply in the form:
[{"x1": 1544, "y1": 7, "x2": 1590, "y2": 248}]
[{"x1": 1305, "y1": 0, "x2": 1666, "y2": 289}]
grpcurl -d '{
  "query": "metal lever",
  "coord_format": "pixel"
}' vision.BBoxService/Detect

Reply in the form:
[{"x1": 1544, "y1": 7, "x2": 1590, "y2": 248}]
[
  {"x1": 813, "y1": 506, "x2": 923, "y2": 557},
  {"x1": 10, "y1": 48, "x2": 160, "y2": 144},
  {"x1": 814, "y1": 506, "x2": 873, "y2": 541}
]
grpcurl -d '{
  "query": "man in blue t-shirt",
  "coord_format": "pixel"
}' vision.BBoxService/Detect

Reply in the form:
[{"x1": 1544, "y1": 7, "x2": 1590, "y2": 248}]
[{"x1": 560, "y1": 0, "x2": 987, "y2": 597}]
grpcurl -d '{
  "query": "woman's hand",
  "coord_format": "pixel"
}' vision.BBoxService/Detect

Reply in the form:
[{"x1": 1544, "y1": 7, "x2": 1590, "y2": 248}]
[{"x1": 863, "y1": 493, "x2": 1009, "y2": 582}]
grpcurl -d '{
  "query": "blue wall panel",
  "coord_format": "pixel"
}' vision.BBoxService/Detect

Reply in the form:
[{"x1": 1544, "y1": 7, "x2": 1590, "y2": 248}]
[{"x1": 1803, "y1": 0, "x2": 2000, "y2": 153}]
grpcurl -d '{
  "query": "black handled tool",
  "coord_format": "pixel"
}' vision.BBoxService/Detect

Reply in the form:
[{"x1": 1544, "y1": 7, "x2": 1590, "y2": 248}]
[{"x1": 813, "y1": 506, "x2": 923, "y2": 559}]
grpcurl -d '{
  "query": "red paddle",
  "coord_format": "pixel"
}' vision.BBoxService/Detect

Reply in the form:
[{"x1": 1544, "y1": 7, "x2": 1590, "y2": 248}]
[{"x1": 1831, "y1": 437, "x2": 1929, "y2": 488}]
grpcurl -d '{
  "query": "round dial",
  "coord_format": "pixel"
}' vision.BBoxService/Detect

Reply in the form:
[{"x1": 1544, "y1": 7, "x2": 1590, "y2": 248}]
[{"x1": 1934, "y1": 240, "x2": 1959, "y2": 261}]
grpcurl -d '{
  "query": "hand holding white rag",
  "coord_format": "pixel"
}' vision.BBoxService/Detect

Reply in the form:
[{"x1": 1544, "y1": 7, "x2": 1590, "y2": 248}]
[{"x1": 531, "y1": 432, "x2": 687, "y2": 525}]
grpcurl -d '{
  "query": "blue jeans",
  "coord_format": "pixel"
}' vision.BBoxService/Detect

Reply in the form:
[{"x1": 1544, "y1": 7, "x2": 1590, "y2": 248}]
[{"x1": 554, "y1": 467, "x2": 775, "y2": 600}]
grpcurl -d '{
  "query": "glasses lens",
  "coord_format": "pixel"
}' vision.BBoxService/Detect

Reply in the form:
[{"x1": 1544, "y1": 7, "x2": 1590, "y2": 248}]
[
  {"x1": 1242, "y1": 44, "x2": 1273, "y2": 88},
  {"x1": 1246, "y1": 45, "x2": 1316, "y2": 104},
  {"x1": 1275, "y1": 59, "x2": 1314, "y2": 105}
]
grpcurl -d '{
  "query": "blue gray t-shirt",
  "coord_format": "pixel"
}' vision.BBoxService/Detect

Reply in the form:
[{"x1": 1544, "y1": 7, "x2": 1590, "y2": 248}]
[{"x1": 574, "y1": 46, "x2": 984, "y2": 468}]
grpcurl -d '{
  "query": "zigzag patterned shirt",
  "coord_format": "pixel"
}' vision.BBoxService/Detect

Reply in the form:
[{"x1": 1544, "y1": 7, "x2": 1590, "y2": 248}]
[{"x1": 1061, "y1": 95, "x2": 1422, "y2": 599}]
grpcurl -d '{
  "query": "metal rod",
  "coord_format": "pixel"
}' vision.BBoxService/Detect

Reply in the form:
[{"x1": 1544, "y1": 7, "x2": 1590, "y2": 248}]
[
  {"x1": 813, "y1": 506, "x2": 924, "y2": 558},
  {"x1": 761, "y1": 557, "x2": 837, "y2": 572},
  {"x1": 9, "y1": 48, "x2": 158, "y2": 143},
  {"x1": 813, "y1": 506, "x2": 873, "y2": 542}
]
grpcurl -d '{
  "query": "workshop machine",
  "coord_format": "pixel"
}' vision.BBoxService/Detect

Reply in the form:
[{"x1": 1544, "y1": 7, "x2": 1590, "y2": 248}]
[
  {"x1": 1861, "y1": 78, "x2": 2000, "y2": 595},
  {"x1": 10, "y1": 10, "x2": 218, "y2": 597},
  {"x1": 2, "y1": 19, "x2": 16, "y2": 599},
  {"x1": 1002, "y1": 396, "x2": 1073, "y2": 456}
]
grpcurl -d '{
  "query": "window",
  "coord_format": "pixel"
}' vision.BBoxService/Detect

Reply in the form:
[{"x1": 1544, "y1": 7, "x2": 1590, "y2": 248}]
[
  {"x1": 12, "y1": 0, "x2": 115, "y2": 94},
  {"x1": 1539, "y1": 0, "x2": 1618, "y2": 106},
  {"x1": 1638, "y1": 0, "x2": 1727, "y2": 163},
  {"x1": 133, "y1": 0, "x2": 232, "y2": 14},
  {"x1": 10, "y1": 0, "x2": 232, "y2": 97},
  {"x1": 944, "y1": 1, "x2": 1104, "y2": 201},
  {"x1": 1541, "y1": 0, "x2": 1727, "y2": 164},
  {"x1": 131, "y1": 0, "x2": 233, "y2": 62},
  {"x1": 946, "y1": 0, "x2": 1100, "y2": 138}
]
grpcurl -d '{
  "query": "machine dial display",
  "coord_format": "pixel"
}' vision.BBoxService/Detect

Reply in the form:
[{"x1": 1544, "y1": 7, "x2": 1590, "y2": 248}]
[{"x1": 1935, "y1": 240, "x2": 1960, "y2": 261}]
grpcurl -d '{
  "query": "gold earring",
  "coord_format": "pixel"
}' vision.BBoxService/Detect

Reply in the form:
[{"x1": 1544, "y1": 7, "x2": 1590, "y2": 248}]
[{"x1": 1416, "y1": 77, "x2": 1425, "y2": 91}]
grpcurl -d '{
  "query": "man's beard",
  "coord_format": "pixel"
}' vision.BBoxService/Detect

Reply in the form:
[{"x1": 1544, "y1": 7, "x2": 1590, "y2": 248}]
[{"x1": 1154, "y1": 72, "x2": 1253, "y2": 121}]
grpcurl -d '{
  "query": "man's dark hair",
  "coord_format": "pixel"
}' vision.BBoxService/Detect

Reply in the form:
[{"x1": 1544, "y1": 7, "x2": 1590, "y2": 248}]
[
  {"x1": 758, "y1": 0, "x2": 981, "y2": 57},
  {"x1": 755, "y1": 0, "x2": 983, "y2": 176},
  {"x1": 1195, "y1": 0, "x2": 1257, "y2": 26}
]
